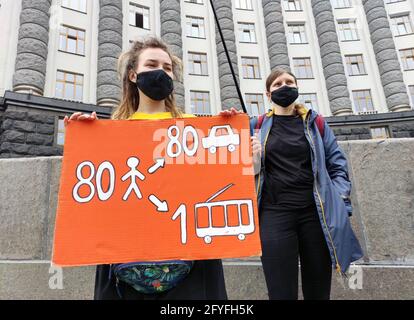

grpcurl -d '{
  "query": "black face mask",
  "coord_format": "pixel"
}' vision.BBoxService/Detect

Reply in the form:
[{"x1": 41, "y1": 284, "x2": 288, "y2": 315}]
[
  {"x1": 135, "y1": 69, "x2": 174, "y2": 101},
  {"x1": 271, "y1": 85, "x2": 299, "y2": 108}
]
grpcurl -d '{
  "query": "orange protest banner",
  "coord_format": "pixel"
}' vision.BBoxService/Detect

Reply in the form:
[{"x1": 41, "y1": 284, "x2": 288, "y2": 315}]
[{"x1": 52, "y1": 114, "x2": 261, "y2": 267}]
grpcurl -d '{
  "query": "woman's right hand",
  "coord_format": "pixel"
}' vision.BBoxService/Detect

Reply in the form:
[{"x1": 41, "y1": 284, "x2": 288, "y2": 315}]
[{"x1": 64, "y1": 111, "x2": 98, "y2": 127}]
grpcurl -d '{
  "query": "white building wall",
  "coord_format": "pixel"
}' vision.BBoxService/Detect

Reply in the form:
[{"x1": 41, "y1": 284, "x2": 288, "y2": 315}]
[
  {"x1": 44, "y1": 0, "x2": 99, "y2": 104},
  {"x1": 0, "y1": 0, "x2": 21, "y2": 96},
  {"x1": 1, "y1": 0, "x2": 413, "y2": 113}
]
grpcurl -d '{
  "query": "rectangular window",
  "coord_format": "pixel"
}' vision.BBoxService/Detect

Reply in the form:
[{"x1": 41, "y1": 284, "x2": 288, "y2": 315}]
[
  {"x1": 337, "y1": 20, "x2": 359, "y2": 41},
  {"x1": 371, "y1": 127, "x2": 390, "y2": 139},
  {"x1": 59, "y1": 25, "x2": 85, "y2": 55},
  {"x1": 299, "y1": 93, "x2": 319, "y2": 111},
  {"x1": 287, "y1": 23, "x2": 307, "y2": 44},
  {"x1": 385, "y1": 0, "x2": 406, "y2": 4},
  {"x1": 409, "y1": 85, "x2": 414, "y2": 108},
  {"x1": 283, "y1": 0, "x2": 302, "y2": 11},
  {"x1": 245, "y1": 94, "x2": 265, "y2": 116},
  {"x1": 186, "y1": 16, "x2": 205, "y2": 38},
  {"x1": 400, "y1": 48, "x2": 414, "y2": 70},
  {"x1": 185, "y1": 0, "x2": 203, "y2": 4},
  {"x1": 190, "y1": 91, "x2": 210, "y2": 114},
  {"x1": 345, "y1": 54, "x2": 366, "y2": 76},
  {"x1": 293, "y1": 57, "x2": 313, "y2": 79},
  {"x1": 62, "y1": 0, "x2": 87, "y2": 13},
  {"x1": 330, "y1": 0, "x2": 352, "y2": 9},
  {"x1": 242, "y1": 57, "x2": 261, "y2": 79},
  {"x1": 55, "y1": 70, "x2": 83, "y2": 102},
  {"x1": 235, "y1": 0, "x2": 253, "y2": 10},
  {"x1": 238, "y1": 23, "x2": 256, "y2": 43},
  {"x1": 129, "y1": 3, "x2": 150, "y2": 29},
  {"x1": 188, "y1": 52, "x2": 208, "y2": 75},
  {"x1": 352, "y1": 90, "x2": 375, "y2": 113},
  {"x1": 57, "y1": 118, "x2": 66, "y2": 146},
  {"x1": 391, "y1": 15, "x2": 413, "y2": 36}
]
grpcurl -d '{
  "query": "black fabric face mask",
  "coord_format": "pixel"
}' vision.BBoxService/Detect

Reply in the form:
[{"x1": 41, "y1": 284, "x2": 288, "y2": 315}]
[
  {"x1": 135, "y1": 69, "x2": 174, "y2": 101},
  {"x1": 270, "y1": 85, "x2": 299, "y2": 108}
]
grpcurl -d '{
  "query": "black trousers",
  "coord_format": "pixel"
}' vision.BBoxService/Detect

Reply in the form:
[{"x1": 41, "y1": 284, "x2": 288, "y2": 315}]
[
  {"x1": 94, "y1": 259, "x2": 227, "y2": 300},
  {"x1": 259, "y1": 200, "x2": 332, "y2": 300}
]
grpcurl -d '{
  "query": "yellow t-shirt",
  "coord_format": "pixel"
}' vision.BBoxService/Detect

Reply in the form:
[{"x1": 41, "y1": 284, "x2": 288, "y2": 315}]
[{"x1": 128, "y1": 111, "x2": 196, "y2": 120}]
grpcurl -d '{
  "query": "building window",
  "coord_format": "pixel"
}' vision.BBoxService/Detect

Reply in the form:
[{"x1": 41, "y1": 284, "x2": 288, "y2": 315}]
[
  {"x1": 235, "y1": 0, "x2": 253, "y2": 10},
  {"x1": 186, "y1": 16, "x2": 205, "y2": 38},
  {"x1": 345, "y1": 54, "x2": 367, "y2": 76},
  {"x1": 188, "y1": 52, "x2": 208, "y2": 76},
  {"x1": 385, "y1": 0, "x2": 406, "y2": 4},
  {"x1": 287, "y1": 23, "x2": 307, "y2": 44},
  {"x1": 391, "y1": 15, "x2": 413, "y2": 36},
  {"x1": 337, "y1": 20, "x2": 359, "y2": 41},
  {"x1": 190, "y1": 91, "x2": 210, "y2": 114},
  {"x1": 283, "y1": 0, "x2": 302, "y2": 11},
  {"x1": 62, "y1": 0, "x2": 87, "y2": 13},
  {"x1": 245, "y1": 94, "x2": 265, "y2": 116},
  {"x1": 409, "y1": 85, "x2": 414, "y2": 108},
  {"x1": 129, "y1": 3, "x2": 150, "y2": 30},
  {"x1": 352, "y1": 90, "x2": 375, "y2": 113},
  {"x1": 185, "y1": 0, "x2": 203, "y2": 4},
  {"x1": 293, "y1": 57, "x2": 313, "y2": 79},
  {"x1": 400, "y1": 48, "x2": 414, "y2": 70},
  {"x1": 371, "y1": 127, "x2": 390, "y2": 139},
  {"x1": 57, "y1": 118, "x2": 66, "y2": 146},
  {"x1": 59, "y1": 25, "x2": 85, "y2": 55},
  {"x1": 242, "y1": 57, "x2": 261, "y2": 79},
  {"x1": 330, "y1": 0, "x2": 352, "y2": 9},
  {"x1": 238, "y1": 23, "x2": 256, "y2": 43},
  {"x1": 299, "y1": 93, "x2": 318, "y2": 111},
  {"x1": 55, "y1": 70, "x2": 83, "y2": 102}
]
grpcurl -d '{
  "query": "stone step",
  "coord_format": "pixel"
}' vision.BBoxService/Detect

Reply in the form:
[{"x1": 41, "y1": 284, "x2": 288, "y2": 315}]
[{"x1": 0, "y1": 260, "x2": 413, "y2": 300}]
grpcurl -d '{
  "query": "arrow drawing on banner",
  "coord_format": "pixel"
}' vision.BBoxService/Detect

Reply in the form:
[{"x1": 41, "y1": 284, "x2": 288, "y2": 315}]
[
  {"x1": 148, "y1": 158, "x2": 165, "y2": 174},
  {"x1": 149, "y1": 195, "x2": 169, "y2": 212}
]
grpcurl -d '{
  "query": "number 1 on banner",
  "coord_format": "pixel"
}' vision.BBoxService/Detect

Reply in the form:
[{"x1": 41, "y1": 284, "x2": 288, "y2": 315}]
[{"x1": 172, "y1": 204, "x2": 187, "y2": 245}]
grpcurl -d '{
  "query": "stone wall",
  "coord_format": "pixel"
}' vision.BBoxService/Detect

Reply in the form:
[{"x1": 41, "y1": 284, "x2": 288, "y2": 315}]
[
  {"x1": 0, "y1": 139, "x2": 413, "y2": 299},
  {"x1": 96, "y1": 0, "x2": 123, "y2": 107},
  {"x1": 328, "y1": 110, "x2": 414, "y2": 140},
  {"x1": 0, "y1": 106, "x2": 61, "y2": 158},
  {"x1": 12, "y1": 0, "x2": 52, "y2": 95}
]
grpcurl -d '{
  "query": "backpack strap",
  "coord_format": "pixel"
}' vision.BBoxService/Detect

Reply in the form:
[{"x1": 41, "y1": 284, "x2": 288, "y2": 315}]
[
  {"x1": 255, "y1": 114, "x2": 266, "y2": 130},
  {"x1": 315, "y1": 114, "x2": 325, "y2": 138},
  {"x1": 255, "y1": 112, "x2": 325, "y2": 138}
]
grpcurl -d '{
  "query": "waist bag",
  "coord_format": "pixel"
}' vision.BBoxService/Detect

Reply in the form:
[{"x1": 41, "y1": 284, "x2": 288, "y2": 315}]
[{"x1": 110, "y1": 260, "x2": 194, "y2": 295}]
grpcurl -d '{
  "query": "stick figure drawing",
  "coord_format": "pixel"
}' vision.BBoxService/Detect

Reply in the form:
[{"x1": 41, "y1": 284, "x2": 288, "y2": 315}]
[{"x1": 122, "y1": 157, "x2": 146, "y2": 201}]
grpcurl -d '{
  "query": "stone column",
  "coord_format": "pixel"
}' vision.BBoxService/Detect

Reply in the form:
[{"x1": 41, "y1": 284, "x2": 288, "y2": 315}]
[
  {"x1": 160, "y1": 0, "x2": 185, "y2": 110},
  {"x1": 311, "y1": 0, "x2": 353, "y2": 116},
  {"x1": 13, "y1": 0, "x2": 52, "y2": 96},
  {"x1": 213, "y1": 0, "x2": 241, "y2": 111},
  {"x1": 362, "y1": 0, "x2": 411, "y2": 112},
  {"x1": 97, "y1": 0, "x2": 123, "y2": 108},
  {"x1": 262, "y1": 0, "x2": 290, "y2": 71}
]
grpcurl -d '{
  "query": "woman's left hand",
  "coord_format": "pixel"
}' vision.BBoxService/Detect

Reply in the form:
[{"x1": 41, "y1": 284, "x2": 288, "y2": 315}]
[
  {"x1": 252, "y1": 134, "x2": 262, "y2": 160},
  {"x1": 218, "y1": 107, "x2": 244, "y2": 116}
]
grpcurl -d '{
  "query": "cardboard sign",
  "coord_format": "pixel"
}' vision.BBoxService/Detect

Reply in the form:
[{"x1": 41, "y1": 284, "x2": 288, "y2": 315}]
[{"x1": 52, "y1": 114, "x2": 261, "y2": 267}]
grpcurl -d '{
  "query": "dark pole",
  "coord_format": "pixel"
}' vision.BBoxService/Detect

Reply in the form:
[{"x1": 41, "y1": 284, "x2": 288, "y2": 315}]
[{"x1": 208, "y1": 0, "x2": 247, "y2": 113}]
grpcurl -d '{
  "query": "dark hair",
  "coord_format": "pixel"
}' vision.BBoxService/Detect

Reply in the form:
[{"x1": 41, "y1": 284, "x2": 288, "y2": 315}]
[{"x1": 265, "y1": 68, "x2": 298, "y2": 92}]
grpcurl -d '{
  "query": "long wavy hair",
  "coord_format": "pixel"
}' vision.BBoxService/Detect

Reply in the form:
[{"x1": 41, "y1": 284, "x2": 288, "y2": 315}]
[{"x1": 112, "y1": 37, "x2": 184, "y2": 120}]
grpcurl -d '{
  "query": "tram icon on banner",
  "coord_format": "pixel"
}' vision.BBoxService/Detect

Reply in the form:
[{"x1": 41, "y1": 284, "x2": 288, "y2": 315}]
[{"x1": 194, "y1": 184, "x2": 255, "y2": 244}]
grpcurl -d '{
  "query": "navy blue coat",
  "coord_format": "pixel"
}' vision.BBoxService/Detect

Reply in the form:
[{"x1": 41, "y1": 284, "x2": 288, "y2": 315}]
[{"x1": 250, "y1": 105, "x2": 364, "y2": 274}]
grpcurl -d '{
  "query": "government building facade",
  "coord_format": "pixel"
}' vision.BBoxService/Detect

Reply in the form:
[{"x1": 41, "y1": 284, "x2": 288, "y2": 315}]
[{"x1": 0, "y1": 0, "x2": 414, "y2": 158}]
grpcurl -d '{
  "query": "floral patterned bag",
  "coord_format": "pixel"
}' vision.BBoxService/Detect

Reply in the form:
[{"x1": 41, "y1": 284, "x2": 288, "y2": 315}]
[{"x1": 111, "y1": 261, "x2": 194, "y2": 295}]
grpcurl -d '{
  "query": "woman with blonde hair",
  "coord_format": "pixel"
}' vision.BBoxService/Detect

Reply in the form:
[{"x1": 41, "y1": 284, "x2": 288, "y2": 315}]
[{"x1": 64, "y1": 37, "x2": 233, "y2": 300}]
